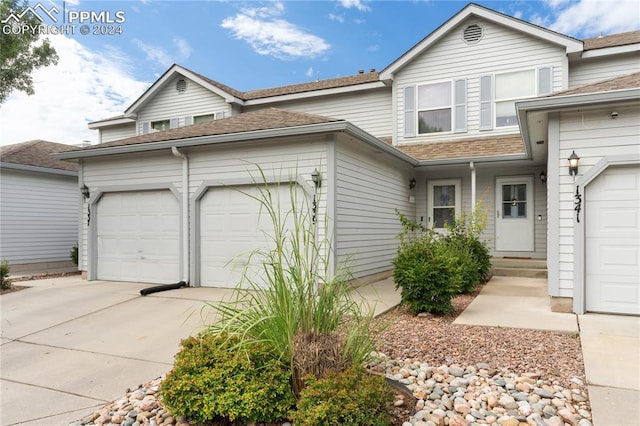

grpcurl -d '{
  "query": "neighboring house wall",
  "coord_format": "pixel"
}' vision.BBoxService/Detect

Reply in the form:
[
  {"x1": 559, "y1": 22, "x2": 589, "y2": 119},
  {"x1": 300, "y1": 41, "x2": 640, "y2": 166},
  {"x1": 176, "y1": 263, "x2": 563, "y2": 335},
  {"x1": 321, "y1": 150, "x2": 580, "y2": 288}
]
[
  {"x1": 100, "y1": 123, "x2": 137, "y2": 143},
  {"x1": 569, "y1": 54, "x2": 640, "y2": 88},
  {"x1": 334, "y1": 137, "x2": 414, "y2": 277},
  {"x1": 246, "y1": 89, "x2": 393, "y2": 139},
  {"x1": 394, "y1": 17, "x2": 566, "y2": 145},
  {"x1": 0, "y1": 168, "x2": 79, "y2": 270},
  {"x1": 549, "y1": 103, "x2": 640, "y2": 298},
  {"x1": 136, "y1": 75, "x2": 231, "y2": 134}
]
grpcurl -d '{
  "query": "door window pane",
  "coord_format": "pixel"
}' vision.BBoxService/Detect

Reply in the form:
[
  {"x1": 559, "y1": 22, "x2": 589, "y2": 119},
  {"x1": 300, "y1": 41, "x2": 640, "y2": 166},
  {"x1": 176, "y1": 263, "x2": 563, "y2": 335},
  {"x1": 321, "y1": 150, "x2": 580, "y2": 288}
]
[
  {"x1": 434, "y1": 208, "x2": 455, "y2": 228},
  {"x1": 433, "y1": 184, "x2": 456, "y2": 228},
  {"x1": 501, "y1": 183, "x2": 527, "y2": 218}
]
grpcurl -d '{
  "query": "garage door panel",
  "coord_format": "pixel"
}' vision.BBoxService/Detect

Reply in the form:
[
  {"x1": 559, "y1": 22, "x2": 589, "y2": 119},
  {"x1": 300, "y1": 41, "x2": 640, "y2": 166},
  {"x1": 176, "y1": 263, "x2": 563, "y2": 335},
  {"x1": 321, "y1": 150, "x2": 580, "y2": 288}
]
[
  {"x1": 97, "y1": 191, "x2": 180, "y2": 284},
  {"x1": 199, "y1": 184, "x2": 305, "y2": 288},
  {"x1": 586, "y1": 165, "x2": 640, "y2": 315}
]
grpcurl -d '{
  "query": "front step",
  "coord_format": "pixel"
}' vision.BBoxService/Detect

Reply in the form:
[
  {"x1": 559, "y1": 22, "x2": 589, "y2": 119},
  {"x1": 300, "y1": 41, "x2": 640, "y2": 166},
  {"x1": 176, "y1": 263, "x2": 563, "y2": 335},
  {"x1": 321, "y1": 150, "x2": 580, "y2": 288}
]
[{"x1": 491, "y1": 258, "x2": 548, "y2": 279}]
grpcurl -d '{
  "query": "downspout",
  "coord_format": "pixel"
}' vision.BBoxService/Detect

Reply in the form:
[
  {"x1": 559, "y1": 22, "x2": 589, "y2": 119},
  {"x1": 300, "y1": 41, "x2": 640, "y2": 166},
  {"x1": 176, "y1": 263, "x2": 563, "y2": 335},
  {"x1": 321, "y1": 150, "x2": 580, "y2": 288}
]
[
  {"x1": 172, "y1": 147, "x2": 190, "y2": 285},
  {"x1": 470, "y1": 161, "x2": 476, "y2": 212}
]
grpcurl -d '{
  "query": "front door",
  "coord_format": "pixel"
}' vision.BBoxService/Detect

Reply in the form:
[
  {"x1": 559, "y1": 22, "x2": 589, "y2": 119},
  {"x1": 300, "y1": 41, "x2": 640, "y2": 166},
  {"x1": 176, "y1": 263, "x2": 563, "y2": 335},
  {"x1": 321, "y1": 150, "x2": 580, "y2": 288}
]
[{"x1": 495, "y1": 176, "x2": 534, "y2": 252}]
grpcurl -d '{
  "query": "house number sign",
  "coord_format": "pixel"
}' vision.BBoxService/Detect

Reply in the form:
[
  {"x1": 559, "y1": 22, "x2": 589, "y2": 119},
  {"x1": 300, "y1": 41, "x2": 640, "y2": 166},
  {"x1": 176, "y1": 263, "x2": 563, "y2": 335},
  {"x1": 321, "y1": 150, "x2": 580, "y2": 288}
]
[{"x1": 574, "y1": 185, "x2": 582, "y2": 223}]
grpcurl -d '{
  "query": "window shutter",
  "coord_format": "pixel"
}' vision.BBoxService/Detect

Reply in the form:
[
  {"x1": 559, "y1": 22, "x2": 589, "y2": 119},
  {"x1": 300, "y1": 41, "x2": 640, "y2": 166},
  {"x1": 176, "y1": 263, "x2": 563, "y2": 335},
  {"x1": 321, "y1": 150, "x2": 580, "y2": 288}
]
[
  {"x1": 184, "y1": 116, "x2": 193, "y2": 126},
  {"x1": 215, "y1": 111, "x2": 225, "y2": 120},
  {"x1": 142, "y1": 122, "x2": 150, "y2": 135},
  {"x1": 454, "y1": 79, "x2": 467, "y2": 133},
  {"x1": 170, "y1": 118, "x2": 179, "y2": 129},
  {"x1": 538, "y1": 66, "x2": 552, "y2": 95},
  {"x1": 479, "y1": 75, "x2": 493, "y2": 131},
  {"x1": 404, "y1": 86, "x2": 416, "y2": 137}
]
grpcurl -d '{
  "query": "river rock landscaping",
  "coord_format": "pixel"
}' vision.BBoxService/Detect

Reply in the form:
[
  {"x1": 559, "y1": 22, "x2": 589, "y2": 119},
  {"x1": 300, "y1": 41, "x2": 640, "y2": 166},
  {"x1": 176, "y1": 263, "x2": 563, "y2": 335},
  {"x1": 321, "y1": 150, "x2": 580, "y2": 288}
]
[{"x1": 71, "y1": 288, "x2": 591, "y2": 426}]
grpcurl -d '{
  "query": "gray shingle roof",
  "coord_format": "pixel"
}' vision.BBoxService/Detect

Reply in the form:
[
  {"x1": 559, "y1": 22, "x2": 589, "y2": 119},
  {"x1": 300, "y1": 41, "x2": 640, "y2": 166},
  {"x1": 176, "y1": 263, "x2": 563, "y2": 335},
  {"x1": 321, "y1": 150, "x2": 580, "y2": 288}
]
[
  {"x1": 65, "y1": 108, "x2": 342, "y2": 152},
  {"x1": 583, "y1": 30, "x2": 640, "y2": 50},
  {"x1": 1, "y1": 140, "x2": 78, "y2": 171},
  {"x1": 551, "y1": 72, "x2": 640, "y2": 97}
]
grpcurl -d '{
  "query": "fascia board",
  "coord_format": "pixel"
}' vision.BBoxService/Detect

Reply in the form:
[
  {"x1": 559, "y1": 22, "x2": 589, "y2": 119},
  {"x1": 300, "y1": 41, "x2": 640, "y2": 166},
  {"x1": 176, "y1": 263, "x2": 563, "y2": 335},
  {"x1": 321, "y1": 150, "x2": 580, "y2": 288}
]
[
  {"x1": 581, "y1": 44, "x2": 640, "y2": 58},
  {"x1": 414, "y1": 153, "x2": 529, "y2": 167},
  {"x1": 342, "y1": 123, "x2": 418, "y2": 165},
  {"x1": 0, "y1": 161, "x2": 78, "y2": 176},
  {"x1": 87, "y1": 117, "x2": 135, "y2": 129},
  {"x1": 244, "y1": 81, "x2": 388, "y2": 106}
]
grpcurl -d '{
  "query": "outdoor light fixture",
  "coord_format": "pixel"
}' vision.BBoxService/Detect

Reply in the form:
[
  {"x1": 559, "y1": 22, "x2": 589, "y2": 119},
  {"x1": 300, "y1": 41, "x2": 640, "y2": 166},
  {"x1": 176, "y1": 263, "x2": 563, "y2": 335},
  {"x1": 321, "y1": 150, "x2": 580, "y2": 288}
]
[
  {"x1": 409, "y1": 178, "x2": 417, "y2": 190},
  {"x1": 568, "y1": 151, "x2": 580, "y2": 177},
  {"x1": 311, "y1": 168, "x2": 321, "y2": 188},
  {"x1": 539, "y1": 170, "x2": 547, "y2": 183},
  {"x1": 80, "y1": 184, "x2": 90, "y2": 199}
]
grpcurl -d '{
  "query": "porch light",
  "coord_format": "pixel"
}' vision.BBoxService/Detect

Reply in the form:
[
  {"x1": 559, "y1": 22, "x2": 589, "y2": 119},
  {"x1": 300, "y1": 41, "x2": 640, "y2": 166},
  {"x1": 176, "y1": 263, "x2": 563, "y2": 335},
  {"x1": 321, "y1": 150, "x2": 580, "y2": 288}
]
[
  {"x1": 409, "y1": 178, "x2": 417, "y2": 190},
  {"x1": 539, "y1": 170, "x2": 547, "y2": 183},
  {"x1": 568, "y1": 151, "x2": 580, "y2": 177},
  {"x1": 311, "y1": 168, "x2": 321, "y2": 188},
  {"x1": 80, "y1": 184, "x2": 90, "y2": 199}
]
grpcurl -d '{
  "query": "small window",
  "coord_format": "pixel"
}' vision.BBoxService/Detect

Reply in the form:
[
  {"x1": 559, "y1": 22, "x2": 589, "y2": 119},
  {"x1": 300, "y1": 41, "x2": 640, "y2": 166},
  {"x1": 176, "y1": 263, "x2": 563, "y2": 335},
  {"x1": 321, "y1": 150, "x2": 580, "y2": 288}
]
[
  {"x1": 151, "y1": 120, "x2": 170, "y2": 132},
  {"x1": 502, "y1": 184, "x2": 527, "y2": 218},
  {"x1": 463, "y1": 24, "x2": 483, "y2": 44},
  {"x1": 193, "y1": 114, "x2": 216, "y2": 124}
]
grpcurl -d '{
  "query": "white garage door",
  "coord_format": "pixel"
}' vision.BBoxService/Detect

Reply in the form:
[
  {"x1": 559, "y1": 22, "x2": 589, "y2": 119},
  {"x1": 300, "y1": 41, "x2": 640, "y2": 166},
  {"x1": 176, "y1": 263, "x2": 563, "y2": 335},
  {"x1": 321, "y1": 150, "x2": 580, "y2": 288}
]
[
  {"x1": 200, "y1": 184, "x2": 304, "y2": 288},
  {"x1": 97, "y1": 190, "x2": 181, "y2": 284},
  {"x1": 586, "y1": 165, "x2": 640, "y2": 315}
]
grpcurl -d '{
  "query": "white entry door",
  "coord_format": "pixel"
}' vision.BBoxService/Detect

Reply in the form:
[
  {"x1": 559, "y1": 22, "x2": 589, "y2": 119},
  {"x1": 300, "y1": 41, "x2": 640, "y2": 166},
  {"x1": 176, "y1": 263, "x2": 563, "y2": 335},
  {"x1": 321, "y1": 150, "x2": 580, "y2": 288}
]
[
  {"x1": 495, "y1": 176, "x2": 534, "y2": 252},
  {"x1": 585, "y1": 166, "x2": 640, "y2": 315}
]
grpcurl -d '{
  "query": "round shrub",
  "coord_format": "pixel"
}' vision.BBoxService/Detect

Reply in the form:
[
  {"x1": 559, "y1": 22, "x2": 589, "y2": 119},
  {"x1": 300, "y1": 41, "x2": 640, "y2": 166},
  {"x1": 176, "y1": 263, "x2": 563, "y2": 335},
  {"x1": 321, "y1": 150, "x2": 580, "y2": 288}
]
[
  {"x1": 160, "y1": 332, "x2": 296, "y2": 424},
  {"x1": 292, "y1": 367, "x2": 393, "y2": 426}
]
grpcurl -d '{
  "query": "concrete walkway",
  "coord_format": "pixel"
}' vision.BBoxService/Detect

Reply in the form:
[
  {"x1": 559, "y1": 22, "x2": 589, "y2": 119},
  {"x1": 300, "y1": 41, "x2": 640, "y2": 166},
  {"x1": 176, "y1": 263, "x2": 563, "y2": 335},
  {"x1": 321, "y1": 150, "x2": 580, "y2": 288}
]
[
  {"x1": 455, "y1": 276, "x2": 640, "y2": 426},
  {"x1": 0, "y1": 275, "x2": 399, "y2": 425}
]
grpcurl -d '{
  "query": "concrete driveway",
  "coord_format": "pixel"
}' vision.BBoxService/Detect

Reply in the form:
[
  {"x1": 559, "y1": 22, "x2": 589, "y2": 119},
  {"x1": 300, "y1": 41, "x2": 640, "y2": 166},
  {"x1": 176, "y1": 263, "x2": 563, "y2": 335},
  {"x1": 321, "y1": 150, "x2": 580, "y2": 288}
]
[{"x1": 1, "y1": 276, "x2": 237, "y2": 425}]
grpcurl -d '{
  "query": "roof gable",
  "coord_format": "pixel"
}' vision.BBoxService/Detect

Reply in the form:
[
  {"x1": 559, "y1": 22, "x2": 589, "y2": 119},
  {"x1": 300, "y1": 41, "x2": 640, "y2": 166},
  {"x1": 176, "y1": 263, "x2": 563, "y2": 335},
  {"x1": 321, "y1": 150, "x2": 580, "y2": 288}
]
[
  {"x1": 380, "y1": 3, "x2": 583, "y2": 79},
  {"x1": 0, "y1": 140, "x2": 78, "y2": 172}
]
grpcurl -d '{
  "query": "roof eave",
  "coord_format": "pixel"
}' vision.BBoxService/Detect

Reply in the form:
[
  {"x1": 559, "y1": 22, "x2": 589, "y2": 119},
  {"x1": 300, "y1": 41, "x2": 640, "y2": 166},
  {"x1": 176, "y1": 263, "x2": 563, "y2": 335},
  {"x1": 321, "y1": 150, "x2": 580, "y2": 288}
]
[
  {"x1": 87, "y1": 117, "x2": 136, "y2": 129},
  {"x1": 414, "y1": 153, "x2": 529, "y2": 167},
  {"x1": 581, "y1": 43, "x2": 640, "y2": 59},
  {"x1": 0, "y1": 161, "x2": 78, "y2": 176},
  {"x1": 244, "y1": 81, "x2": 389, "y2": 106}
]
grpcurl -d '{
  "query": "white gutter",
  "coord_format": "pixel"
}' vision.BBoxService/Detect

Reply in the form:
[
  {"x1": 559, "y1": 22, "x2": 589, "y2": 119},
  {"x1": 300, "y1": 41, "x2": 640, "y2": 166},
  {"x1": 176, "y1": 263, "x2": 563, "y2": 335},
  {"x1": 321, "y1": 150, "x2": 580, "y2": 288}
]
[
  {"x1": 171, "y1": 147, "x2": 190, "y2": 285},
  {"x1": 470, "y1": 161, "x2": 476, "y2": 212}
]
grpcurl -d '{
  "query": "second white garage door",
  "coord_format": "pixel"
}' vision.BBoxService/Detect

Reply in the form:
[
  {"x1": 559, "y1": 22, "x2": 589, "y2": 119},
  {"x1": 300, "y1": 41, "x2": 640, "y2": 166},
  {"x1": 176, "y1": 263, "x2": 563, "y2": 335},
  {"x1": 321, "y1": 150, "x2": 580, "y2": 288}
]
[
  {"x1": 585, "y1": 165, "x2": 640, "y2": 315},
  {"x1": 199, "y1": 184, "x2": 305, "y2": 288},
  {"x1": 96, "y1": 190, "x2": 181, "y2": 284}
]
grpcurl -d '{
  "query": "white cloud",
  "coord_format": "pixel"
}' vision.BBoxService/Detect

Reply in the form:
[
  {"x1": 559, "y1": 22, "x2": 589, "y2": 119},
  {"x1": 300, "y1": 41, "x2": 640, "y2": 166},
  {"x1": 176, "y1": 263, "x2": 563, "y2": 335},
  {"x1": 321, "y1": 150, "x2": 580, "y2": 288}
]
[
  {"x1": 173, "y1": 36, "x2": 193, "y2": 59},
  {"x1": 339, "y1": 0, "x2": 370, "y2": 12},
  {"x1": 221, "y1": 5, "x2": 330, "y2": 60},
  {"x1": 544, "y1": 0, "x2": 640, "y2": 37},
  {"x1": 132, "y1": 38, "x2": 173, "y2": 68},
  {"x1": 0, "y1": 35, "x2": 149, "y2": 146},
  {"x1": 305, "y1": 67, "x2": 314, "y2": 78},
  {"x1": 329, "y1": 13, "x2": 345, "y2": 23}
]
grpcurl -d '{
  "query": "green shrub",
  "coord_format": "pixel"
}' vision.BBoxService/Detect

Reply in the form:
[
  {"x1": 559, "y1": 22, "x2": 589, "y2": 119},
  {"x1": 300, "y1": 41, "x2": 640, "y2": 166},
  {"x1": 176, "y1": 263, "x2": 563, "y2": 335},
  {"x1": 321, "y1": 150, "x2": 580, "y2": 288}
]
[
  {"x1": 292, "y1": 367, "x2": 393, "y2": 426},
  {"x1": 1, "y1": 259, "x2": 12, "y2": 290},
  {"x1": 160, "y1": 332, "x2": 295, "y2": 424},
  {"x1": 70, "y1": 244, "x2": 78, "y2": 266},
  {"x1": 392, "y1": 229, "x2": 461, "y2": 315}
]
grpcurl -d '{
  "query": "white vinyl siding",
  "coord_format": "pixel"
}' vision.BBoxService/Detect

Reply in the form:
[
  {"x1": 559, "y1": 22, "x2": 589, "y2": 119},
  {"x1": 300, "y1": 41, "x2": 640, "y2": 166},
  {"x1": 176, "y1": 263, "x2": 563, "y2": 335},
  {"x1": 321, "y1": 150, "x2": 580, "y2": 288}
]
[
  {"x1": 244, "y1": 89, "x2": 392, "y2": 139},
  {"x1": 569, "y1": 54, "x2": 640, "y2": 89},
  {"x1": 136, "y1": 75, "x2": 230, "y2": 135},
  {"x1": 0, "y1": 169, "x2": 79, "y2": 265},
  {"x1": 99, "y1": 123, "x2": 137, "y2": 143},
  {"x1": 553, "y1": 104, "x2": 640, "y2": 298},
  {"x1": 334, "y1": 139, "x2": 414, "y2": 278},
  {"x1": 395, "y1": 18, "x2": 565, "y2": 144}
]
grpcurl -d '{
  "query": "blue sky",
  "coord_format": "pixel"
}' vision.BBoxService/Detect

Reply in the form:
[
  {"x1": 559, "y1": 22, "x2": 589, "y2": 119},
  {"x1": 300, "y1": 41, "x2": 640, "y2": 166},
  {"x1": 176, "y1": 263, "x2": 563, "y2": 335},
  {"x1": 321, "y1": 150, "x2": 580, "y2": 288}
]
[{"x1": 1, "y1": 0, "x2": 639, "y2": 146}]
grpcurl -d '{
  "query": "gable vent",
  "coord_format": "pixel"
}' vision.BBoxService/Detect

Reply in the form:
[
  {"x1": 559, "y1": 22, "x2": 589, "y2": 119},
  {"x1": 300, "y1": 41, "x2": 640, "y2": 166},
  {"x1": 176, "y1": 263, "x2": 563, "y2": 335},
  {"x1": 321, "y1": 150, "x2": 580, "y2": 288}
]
[
  {"x1": 176, "y1": 78, "x2": 187, "y2": 93},
  {"x1": 463, "y1": 24, "x2": 483, "y2": 44}
]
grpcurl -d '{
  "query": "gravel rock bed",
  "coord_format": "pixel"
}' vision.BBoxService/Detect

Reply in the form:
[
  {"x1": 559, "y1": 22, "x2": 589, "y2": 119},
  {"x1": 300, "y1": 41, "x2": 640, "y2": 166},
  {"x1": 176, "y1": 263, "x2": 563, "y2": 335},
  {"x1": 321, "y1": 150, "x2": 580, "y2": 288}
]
[{"x1": 73, "y1": 286, "x2": 590, "y2": 426}]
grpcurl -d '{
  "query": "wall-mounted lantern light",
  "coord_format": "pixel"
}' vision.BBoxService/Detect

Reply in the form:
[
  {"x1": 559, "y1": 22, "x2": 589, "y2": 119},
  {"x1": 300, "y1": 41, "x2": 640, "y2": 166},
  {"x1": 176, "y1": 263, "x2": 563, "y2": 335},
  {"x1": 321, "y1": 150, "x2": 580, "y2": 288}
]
[
  {"x1": 311, "y1": 168, "x2": 321, "y2": 188},
  {"x1": 539, "y1": 170, "x2": 547, "y2": 183},
  {"x1": 409, "y1": 178, "x2": 417, "y2": 190},
  {"x1": 568, "y1": 151, "x2": 580, "y2": 177},
  {"x1": 80, "y1": 184, "x2": 90, "y2": 199}
]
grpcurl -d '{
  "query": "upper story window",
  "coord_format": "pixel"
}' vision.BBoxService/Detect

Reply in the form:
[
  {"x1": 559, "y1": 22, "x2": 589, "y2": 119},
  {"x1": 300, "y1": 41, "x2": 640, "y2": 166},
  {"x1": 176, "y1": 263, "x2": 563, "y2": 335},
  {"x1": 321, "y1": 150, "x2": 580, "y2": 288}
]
[
  {"x1": 151, "y1": 119, "x2": 170, "y2": 132},
  {"x1": 193, "y1": 111, "x2": 225, "y2": 124},
  {"x1": 418, "y1": 82, "x2": 452, "y2": 134},
  {"x1": 480, "y1": 66, "x2": 553, "y2": 130},
  {"x1": 404, "y1": 79, "x2": 467, "y2": 137}
]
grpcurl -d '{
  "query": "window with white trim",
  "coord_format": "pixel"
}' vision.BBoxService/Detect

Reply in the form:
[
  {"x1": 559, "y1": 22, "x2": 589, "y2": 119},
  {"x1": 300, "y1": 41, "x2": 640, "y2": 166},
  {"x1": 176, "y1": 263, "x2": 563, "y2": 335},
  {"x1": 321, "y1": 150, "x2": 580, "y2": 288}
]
[
  {"x1": 427, "y1": 179, "x2": 462, "y2": 231},
  {"x1": 404, "y1": 79, "x2": 466, "y2": 136},
  {"x1": 151, "y1": 119, "x2": 170, "y2": 132}
]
